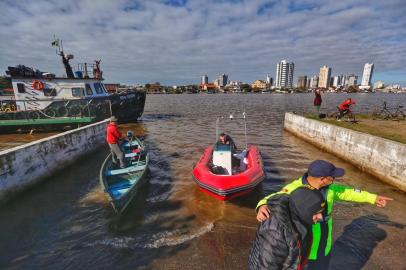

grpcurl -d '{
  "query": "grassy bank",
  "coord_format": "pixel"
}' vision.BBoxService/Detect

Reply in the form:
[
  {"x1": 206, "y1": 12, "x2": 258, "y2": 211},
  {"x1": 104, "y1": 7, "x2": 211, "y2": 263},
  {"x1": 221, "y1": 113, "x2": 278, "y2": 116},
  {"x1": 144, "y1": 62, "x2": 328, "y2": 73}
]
[{"x1": 305, "y1": 113, "x2": 406, "y2": 144}]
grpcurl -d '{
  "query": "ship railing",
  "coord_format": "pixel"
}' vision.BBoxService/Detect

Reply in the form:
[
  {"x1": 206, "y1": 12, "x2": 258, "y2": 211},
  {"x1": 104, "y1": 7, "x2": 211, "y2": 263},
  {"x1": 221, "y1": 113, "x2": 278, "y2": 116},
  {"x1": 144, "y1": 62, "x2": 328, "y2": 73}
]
[{"x1": 0, "y1": 98, "x2": 112, "y2": 121}]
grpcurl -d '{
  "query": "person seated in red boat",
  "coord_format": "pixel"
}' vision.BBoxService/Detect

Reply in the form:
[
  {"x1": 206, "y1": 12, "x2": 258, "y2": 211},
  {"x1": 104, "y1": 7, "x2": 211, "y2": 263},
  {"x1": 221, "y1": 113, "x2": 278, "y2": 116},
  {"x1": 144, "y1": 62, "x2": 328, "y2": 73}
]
[
  {"x1": 337, "y1": 98, "x2": 356, "y2": 120},
  {"x1": 217, "y1": 133, "x2": 237, "y2": 152},
  {"x1": 217, "y1": 133, "x2": 245, "y2": 172}
]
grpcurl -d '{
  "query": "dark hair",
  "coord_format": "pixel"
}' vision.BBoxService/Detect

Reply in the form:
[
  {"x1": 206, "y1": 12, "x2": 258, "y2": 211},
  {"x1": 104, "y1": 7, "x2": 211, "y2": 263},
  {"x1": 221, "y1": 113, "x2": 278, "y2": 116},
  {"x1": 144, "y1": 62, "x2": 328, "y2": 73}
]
[
  {"x1": 289, "y1": 186, "x2": 325, "y2": 225},
  {"x1": 219, "y1": 133, "x2": 226, "y2": 137}
]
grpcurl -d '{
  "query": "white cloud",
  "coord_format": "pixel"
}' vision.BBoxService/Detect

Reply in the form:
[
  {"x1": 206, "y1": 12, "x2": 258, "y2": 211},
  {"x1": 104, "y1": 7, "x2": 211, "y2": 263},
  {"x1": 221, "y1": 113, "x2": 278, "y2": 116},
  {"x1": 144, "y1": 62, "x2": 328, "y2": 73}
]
[{"x1": 0, "y1": 0, "x2": 405, "y2": 84}]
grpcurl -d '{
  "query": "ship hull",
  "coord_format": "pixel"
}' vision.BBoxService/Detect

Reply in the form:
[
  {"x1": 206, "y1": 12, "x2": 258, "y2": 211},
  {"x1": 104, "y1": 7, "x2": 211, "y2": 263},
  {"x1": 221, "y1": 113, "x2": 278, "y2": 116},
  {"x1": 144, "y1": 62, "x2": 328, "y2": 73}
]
[{"x1": 0, "y1": 91, "x2": 146, "y2": 133}]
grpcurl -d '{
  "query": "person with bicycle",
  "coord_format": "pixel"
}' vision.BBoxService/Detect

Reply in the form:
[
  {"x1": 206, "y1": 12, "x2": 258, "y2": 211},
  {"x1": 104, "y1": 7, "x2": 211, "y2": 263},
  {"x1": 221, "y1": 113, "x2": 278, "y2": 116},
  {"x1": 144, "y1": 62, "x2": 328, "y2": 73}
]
[{"x1": 337, "y1": 97, "x2": 356, "y2": 120}]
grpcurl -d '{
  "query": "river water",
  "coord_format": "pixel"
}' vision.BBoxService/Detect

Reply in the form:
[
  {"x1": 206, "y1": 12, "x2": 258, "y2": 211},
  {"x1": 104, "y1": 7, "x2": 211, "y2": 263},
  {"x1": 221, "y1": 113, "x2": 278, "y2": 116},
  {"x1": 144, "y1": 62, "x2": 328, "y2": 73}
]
[{"x1": 0, "y1": 93, "x2": 405, "y2": 270}]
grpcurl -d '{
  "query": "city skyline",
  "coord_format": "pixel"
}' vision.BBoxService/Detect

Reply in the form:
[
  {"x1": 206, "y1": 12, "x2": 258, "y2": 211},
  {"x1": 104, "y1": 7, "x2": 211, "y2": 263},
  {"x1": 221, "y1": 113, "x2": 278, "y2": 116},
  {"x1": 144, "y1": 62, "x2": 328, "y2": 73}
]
[
  {"x1": 0, "y1": 0, "x2": 405, "y2": 85},
  {"x1": 202, "y1": 61, "x2": 372, "y2": 88}
]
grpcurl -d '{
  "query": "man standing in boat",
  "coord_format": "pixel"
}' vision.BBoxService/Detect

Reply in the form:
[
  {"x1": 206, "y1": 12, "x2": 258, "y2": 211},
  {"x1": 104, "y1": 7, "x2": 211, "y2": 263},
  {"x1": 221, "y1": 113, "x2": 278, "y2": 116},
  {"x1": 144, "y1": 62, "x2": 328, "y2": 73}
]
[
  {"x1": 106, "y1": 116, "x2": 125, "y2": 168},
  {"x1": 255, "y1": 160, "x2": 393, "y2": 270}
]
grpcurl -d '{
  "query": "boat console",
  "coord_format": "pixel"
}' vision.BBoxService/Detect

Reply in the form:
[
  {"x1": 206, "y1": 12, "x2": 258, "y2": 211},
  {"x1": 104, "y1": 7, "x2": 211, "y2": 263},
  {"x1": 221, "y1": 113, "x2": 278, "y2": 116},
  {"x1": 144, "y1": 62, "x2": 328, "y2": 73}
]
[{"x1": 213, "y1": 144, "x2": 233, "y2": 175}]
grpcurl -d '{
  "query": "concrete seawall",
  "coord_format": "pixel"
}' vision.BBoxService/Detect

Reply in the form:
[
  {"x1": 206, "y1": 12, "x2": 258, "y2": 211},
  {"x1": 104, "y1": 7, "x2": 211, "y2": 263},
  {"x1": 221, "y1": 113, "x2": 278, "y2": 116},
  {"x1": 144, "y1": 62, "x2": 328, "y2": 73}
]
[
  {"x1": 0, "y1": 120, "x2": 109, "y2": 203},
  {"x1": 284, "y1": 113, "x2": 406, "y2": 192}
]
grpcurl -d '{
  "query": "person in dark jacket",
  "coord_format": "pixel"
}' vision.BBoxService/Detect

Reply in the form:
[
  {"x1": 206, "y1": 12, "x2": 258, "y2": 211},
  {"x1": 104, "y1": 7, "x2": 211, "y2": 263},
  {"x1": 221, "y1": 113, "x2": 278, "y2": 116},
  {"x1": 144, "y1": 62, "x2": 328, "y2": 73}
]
[
  {"x1": 248, "y1": 186, "x2": 325, "y2": 270},
  {"x1": 313, "y1": 89, "x2": 322, "y2": 113},
  {"x1": 218, "y1": 132, "x2": 237, "y2": 152}
]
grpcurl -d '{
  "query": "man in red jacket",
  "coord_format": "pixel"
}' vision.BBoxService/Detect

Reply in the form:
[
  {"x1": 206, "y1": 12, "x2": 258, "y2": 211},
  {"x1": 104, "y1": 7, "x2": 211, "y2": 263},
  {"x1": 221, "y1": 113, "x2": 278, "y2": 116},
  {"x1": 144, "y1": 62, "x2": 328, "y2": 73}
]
[
  {"x1": 106, "y1": 116, "x2": 125, "y2": 168},
  {"x1": 338, "y1": 98, "x2": 356, "y2": 120}
]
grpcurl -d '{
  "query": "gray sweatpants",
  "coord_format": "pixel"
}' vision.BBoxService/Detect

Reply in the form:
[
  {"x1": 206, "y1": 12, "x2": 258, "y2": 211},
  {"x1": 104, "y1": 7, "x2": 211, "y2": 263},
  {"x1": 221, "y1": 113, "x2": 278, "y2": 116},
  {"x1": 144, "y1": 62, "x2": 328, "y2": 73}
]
[{"x1": 109, "y1": 143, "x2": 125, "y2": 168}]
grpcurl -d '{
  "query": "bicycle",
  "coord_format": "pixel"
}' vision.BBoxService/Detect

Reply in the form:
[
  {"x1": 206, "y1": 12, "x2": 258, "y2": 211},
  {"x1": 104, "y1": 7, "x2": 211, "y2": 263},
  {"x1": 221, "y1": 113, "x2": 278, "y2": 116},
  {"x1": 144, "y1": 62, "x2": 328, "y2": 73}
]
[
  {"x1": 371, "y1": 102, "x2": 405, "y2": 121},
  {"x1": 329, "y1": 106, "x2": 357, "y2": 123}
]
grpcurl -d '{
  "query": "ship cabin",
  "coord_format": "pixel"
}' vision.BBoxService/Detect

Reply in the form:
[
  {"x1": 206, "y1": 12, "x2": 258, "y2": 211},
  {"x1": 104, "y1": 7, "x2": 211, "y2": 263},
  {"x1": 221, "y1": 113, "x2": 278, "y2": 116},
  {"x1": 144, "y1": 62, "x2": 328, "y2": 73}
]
[
  {"x1": 6, "y1": 52, "x2": 109, "y2": 112},
  {"x1": 11, "y1": 77, "x2": 109, "y2": 111}
]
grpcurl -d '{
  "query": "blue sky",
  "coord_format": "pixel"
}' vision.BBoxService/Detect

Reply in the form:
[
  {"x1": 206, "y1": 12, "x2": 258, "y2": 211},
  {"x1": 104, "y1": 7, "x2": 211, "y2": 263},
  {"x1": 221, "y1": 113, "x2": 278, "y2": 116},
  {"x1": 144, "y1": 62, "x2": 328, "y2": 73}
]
[{"x1": 0, "y1": 0, "x2": 405, "y2": 85}]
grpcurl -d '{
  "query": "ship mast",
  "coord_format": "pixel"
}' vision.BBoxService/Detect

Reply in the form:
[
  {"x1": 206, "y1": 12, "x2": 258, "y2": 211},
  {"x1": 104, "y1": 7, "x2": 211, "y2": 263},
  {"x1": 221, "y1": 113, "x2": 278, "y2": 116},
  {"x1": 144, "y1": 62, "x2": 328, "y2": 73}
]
[{"x1": 52, "y1": 37, "x2": 75, "y2": 79}]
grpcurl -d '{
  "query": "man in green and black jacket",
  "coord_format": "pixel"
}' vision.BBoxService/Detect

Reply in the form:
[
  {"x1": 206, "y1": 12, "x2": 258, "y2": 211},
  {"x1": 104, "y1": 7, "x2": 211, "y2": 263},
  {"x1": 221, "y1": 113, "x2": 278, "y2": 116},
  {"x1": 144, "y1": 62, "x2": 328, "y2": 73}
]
[{"x1": 256, "y1": 160, "x2": 393, "y2": 270}]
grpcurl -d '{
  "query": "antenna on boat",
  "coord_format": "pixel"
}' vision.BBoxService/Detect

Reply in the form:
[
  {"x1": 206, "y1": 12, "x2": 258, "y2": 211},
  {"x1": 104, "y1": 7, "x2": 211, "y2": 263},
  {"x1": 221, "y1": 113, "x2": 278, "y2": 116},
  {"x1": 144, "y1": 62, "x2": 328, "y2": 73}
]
[
  {"x1": 216, "y1": 117, "x2": 220, "y2": 143},
  {"x1": 243, "y1": 111, "x2": 247, "y2": 150},
  {"x1": 52, "y1": 36, "x2": 74, "y2": 79},
  {"x1": 52, "y1": 35, "x2": 63, "y2": 55},
  {"x1": 215, "y1": 111, "x2": 248, "y2": 150}
]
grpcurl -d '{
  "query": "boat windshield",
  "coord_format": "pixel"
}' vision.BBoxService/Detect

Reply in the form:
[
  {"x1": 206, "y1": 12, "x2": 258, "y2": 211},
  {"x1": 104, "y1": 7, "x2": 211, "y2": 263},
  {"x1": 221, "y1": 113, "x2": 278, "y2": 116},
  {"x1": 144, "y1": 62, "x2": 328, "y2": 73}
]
[
  {"x1": 94, "y1": 83, "x2": 104, "y2": 94},
  {"x1": 72, "y1": 87, "x2": 85, "y2": 97},
  {"x1": 214, "y1": 143, "x2": 232, "y2": 151}
]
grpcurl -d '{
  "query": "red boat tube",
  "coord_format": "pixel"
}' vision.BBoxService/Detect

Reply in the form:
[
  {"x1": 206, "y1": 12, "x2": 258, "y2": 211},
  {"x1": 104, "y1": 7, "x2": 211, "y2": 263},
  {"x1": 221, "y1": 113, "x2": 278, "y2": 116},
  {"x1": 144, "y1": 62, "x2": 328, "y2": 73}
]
[{"x1": 192, "y1": 145, "x2": 265, "y2": 200}]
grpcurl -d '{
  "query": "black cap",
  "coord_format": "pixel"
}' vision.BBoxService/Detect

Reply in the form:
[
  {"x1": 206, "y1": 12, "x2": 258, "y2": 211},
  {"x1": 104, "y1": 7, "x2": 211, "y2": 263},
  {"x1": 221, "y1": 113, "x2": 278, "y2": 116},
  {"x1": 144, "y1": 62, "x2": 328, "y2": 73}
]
[
  {"x1": 307, "y1": 160, "x2": 345, "y2": 178},
  {"x1": 289, "y1": 186, "x2": 326, "y2": 225}
]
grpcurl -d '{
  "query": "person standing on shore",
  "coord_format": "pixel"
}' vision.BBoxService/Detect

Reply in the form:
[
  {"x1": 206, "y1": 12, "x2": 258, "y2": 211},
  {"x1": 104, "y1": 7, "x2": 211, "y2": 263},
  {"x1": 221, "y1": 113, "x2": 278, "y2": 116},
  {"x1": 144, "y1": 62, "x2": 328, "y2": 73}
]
[
  {"x1": 106, "y1": 116, "x2": 125, "y2": 168},
  {"x1": 255, "y1": 160, "x2": 393, "y2": 270},
  {"x1": 313, "y1": 89, "x2": 322, "y2": 113}
]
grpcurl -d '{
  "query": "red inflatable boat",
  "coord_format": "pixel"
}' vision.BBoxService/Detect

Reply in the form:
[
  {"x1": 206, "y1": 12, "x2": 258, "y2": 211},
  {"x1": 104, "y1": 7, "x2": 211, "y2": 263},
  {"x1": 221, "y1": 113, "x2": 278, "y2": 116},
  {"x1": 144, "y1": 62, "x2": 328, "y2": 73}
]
[{"x1": 192, "y1": 144, "x2": 265, "y2": 200}]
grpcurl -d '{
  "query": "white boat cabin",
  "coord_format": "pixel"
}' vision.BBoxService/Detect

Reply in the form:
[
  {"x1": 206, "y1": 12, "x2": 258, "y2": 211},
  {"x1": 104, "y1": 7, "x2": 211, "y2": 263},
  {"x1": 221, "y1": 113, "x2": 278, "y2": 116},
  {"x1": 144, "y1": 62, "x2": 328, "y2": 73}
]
[{"x1": 11, "y1": 78, "x2": 109, "y2": 111}]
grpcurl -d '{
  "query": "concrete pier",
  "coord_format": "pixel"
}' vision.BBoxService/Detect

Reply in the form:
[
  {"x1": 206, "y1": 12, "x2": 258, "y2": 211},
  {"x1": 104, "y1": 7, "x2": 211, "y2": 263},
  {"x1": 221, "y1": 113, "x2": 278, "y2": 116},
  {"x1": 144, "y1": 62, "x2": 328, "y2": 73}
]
[
  {"x1": 284, "y1": 112, "x2": 406, "y2": 192},
  {"x1": 0, "y1": 119, "x2": 109, "y2": 203}
]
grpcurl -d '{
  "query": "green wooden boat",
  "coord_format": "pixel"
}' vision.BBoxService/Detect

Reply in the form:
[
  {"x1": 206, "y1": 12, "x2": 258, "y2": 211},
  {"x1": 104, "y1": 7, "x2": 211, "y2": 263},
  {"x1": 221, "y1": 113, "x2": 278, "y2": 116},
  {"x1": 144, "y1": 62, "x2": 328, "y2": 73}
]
[{"x1": 99, "y1": 134, "x2": 149, "y2": 214}]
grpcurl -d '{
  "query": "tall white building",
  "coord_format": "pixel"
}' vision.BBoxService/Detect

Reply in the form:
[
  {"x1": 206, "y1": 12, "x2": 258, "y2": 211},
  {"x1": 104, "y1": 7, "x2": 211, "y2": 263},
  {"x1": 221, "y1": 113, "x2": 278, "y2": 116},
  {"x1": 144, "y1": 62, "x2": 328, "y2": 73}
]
[
  {"x1": 333, "y1": 75, "x2": 345, "y2": 88},
  {"x1": 201, "y1": 75, "x2": 208, "y2": 84},
  {"x1": 275, "y1": 60, "x2": 294, "y2": 89},
  {"x1": 332, "y1": 76, "x2": 339, "y2": 87},
  {"x1": 266, "y1": 74, "x2": 273, "y2": 85},
  {"x1": 338, "y1": 75, "x2": 345, "y2": 87},
  {"x1": 345, "y1": 74, "x2": 358, "y2": 87},
  {"x1": 361, "y1": 63, "x2": 374, "y2": 87},
  {"x1": 219, "y1": 74, "x2": 228, "y2": 87},
  {"x1": 214, "y1": 74, "x2": 228, "y2": 88},
  {"x1": 318, "y1": 65, "x2": 332, "y2": 88},
  {"x1": 310, "y1": 75, "x2": 319, "y2": 88}
]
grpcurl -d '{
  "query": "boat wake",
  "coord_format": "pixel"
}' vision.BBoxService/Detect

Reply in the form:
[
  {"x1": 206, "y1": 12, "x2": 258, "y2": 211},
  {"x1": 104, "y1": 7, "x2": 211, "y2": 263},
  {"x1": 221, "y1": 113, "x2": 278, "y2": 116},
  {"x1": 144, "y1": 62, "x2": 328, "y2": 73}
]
[
  {"x1": 145, "y1": 192, "x2": 171, "y2": 203},
  {"x1": 144, "y1": 222, "x2": 214, "y2": 248},
  {"x1": 79, "y1": 187, "x2": 110, "y2": 206},
  {"x1": 86, "y1": 223, "x2": 214, "y2": 249}
]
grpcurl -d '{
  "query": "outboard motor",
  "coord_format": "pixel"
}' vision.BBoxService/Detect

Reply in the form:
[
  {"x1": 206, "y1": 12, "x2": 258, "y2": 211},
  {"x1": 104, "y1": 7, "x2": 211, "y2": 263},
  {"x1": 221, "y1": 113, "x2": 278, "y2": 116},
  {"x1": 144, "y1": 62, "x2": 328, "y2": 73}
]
[
  {"x1": 126, "y1": 131, "x2": 135, "y2": 150},
  {"x1": 126, "y1": 130, "x2": 134, "y2": 140}
]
